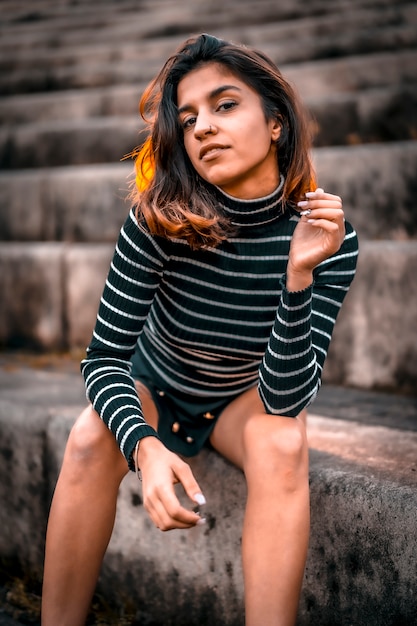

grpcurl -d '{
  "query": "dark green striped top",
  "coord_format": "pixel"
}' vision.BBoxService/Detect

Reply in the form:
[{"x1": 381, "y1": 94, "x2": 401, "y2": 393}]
[{"x1": 81, "y1": 179, "x2": 358, "y2": 468}]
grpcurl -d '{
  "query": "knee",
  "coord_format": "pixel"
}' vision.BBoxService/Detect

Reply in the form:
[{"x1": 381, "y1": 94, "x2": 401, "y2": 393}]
[
  {"x1": 66, "y1": 405, "x2": 126, "y2": 473},
  {"x1": 242, "y1": 414, "x2": 308, "y2": 487}
]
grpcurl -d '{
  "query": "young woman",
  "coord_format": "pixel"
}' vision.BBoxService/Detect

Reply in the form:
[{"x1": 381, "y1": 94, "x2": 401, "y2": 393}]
[{"x1": 42, "y1": 34, "x2": 358, "y2": 626}]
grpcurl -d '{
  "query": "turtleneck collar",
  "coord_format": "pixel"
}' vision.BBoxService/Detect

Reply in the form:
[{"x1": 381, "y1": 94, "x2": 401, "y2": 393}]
[{"x1": 214, "y1": 174, "x2": 286, "y2": 227}]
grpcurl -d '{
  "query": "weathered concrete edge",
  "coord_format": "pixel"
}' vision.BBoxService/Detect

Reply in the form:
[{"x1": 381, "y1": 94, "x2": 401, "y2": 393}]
[
  {"x1": 2, "y1": 141, "x2": 417, "y2": 242},
  {"x1": 1, "y1": 86, "x2": 416, "y2": 168},
  {"x1": 0, "y1": 404, "x2": 416, "y2": 625},
  {"x1": 1, "y1": 240, "x2": 416, "y2": 392}
]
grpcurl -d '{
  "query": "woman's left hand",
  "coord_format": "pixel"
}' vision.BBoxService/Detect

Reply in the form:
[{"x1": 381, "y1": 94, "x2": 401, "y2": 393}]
[{"x1": 286, "y1": 188, "x2": 345, "y2": 291}]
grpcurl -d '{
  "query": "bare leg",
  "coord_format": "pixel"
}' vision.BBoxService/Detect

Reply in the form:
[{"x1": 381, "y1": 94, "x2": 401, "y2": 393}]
[
  {"x1": 210, "y1": 388, "x2": 310, "y2": 626},
  {"x1": 42, "y1": 383, "x2": 158, "y2": 626}
]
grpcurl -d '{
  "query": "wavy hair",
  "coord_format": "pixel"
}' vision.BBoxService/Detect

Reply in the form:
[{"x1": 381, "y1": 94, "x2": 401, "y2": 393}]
[{"x1": 130, "y1": 34, "x2": 316, "y2": 248}]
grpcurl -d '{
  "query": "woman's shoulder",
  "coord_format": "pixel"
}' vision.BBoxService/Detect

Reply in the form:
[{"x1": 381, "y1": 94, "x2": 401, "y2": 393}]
[{"x1": 119, "y1": 207, "x2": 172, "y2": 263}]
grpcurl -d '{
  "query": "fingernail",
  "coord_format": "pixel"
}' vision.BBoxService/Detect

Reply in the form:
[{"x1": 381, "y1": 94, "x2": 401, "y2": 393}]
[
  {"x1": 299, "y1": 209, "x2": 312, "y2": 216},
  {"x1": 196, "y1": 517, "x2": 206, "y2": 526},
  {"x1": 305, "y1": 192, "x2": 316, "y2": 198},
  {"x1": 297, "y1": 200, "x2": 309, "y2": 207},
  {"x1": 307, "y1": 219, "x2": 316, "y2": 223},
  {"x1": 194, "y1": 493, "x2": 206, "y2": 506},
  {"x1": 315, "y1": 187, "x2": 324, "y2": 194}
]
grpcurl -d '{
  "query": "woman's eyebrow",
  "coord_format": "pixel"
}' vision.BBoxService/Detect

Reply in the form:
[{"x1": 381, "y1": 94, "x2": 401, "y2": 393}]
[{"x1": 177, "y1": 84, "x2": 242, "y2": 115}]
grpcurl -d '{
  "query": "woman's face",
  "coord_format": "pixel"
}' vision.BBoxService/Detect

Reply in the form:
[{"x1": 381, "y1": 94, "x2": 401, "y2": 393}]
[{"x1": 177, "y1": 63, "x2": 281, "y2": 199}]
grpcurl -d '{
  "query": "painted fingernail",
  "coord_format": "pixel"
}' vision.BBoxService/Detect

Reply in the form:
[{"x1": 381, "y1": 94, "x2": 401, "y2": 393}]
[
  {"x1": 297, "y1": 200, "x2": 309, "y2": 207},
  {"x1": 305, "y1": 192, "x2": 316, "y2": 198},
  {"x1": 194, "y1": 493, "x2": 206, "y2": 506},
  {"x1": 196, "y1": 517, "x2": 206, "y2": 526},
  {"x1": 315, "y1": 187, "x2": 324, "y2": 194},
  {"x1": 307, "y1": 219, "x2": 316, "y2": 223},
  {"x1": 300, "y1": 209, "x2": 312, "y2": 216}
]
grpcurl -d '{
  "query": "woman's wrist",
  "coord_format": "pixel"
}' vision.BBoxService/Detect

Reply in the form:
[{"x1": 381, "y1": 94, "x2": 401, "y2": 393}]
[
  {"x1": 285, "y1": 264, "x2": 313, "y2": 292},
  {"x1": 133, "y1": 435, "x2": 155, "y2": 480},
  {"x1": 134, "y1": 435, "x2": 162, "y2": 479}
]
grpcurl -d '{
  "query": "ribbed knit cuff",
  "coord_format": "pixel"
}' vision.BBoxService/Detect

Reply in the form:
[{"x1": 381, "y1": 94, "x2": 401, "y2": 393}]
[
  {"x1": 280, "y1": 274, "x2": 313, "y2": 303},
  {"x1": 126, "y1": 426, "x2": 160, "y2": 472}
]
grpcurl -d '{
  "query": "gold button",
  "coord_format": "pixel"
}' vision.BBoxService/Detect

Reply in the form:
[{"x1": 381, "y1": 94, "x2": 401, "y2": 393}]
[
  {"x1": 158, "y1": 390, "x2": 165, "y2": 396},
  {"x1": 172, "y1": 422, "x2": 180, "y2": 433},
  {"x1": 186, "y1": 436, "x2": 194, "y2": 444},
  {"x1": 203, "y1": 411, "x2": 215, "y2": 419}
]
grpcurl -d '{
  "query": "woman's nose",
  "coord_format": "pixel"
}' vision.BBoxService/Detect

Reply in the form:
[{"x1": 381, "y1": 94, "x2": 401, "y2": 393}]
[{"x1": 194, "y1": 118, "x2": 216, "y2": 138}]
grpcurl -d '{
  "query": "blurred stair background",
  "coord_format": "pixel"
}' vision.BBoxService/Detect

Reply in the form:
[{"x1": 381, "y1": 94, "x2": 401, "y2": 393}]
[
  {"x1": 0, "y1": 1, "x2": 416, "y2": 625},
  {"x1": 0, "y1": 0, "x2": 416, "y2": 392}
]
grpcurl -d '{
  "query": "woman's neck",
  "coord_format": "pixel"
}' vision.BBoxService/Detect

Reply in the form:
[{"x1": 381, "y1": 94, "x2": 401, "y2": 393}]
[{"x1": 214, "y1": 174, "x2": 286, "y2": 227}]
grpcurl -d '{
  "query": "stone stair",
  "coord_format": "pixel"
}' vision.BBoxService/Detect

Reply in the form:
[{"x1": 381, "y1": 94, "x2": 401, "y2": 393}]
[
  {"x1": 0, "y1": 356, "x2": 416, "y2": 626},
  {"x1": 0, "y1": 1, "x2": 416, "y2": 624}
]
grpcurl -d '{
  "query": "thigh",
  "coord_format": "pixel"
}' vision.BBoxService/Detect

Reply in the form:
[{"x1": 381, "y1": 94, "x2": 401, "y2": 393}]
[
  {"x1": 209, "y1": 386, "x2": 263, "y2": 470},
  {"x1": 209, "y1": 387, "x2": 307, "y2": 471},
  {"x1": 134, "y1": 380, "x2": 159, "y2": 430}
]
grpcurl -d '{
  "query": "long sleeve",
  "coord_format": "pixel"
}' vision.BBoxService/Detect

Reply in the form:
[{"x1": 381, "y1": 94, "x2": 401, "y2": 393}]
[
  {"x1": 258, "y1": 223, "x2": 358, "y2": 416},
  {"x1": 81, "y1": 209, "x2": 167, "y2": 468}
]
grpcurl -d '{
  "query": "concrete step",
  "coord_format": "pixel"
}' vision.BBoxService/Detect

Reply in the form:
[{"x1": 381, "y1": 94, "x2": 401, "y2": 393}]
[
  {"x1": 0, "y1": 162, "x2": 130, "y2": 243},
  {"x1": 0, "y1": 2, "x2": 194, "y2": 51},
  {"x1": 1, "y1": 4, "x2": 415, "y2": 82},
  {"x1": 0, "y1": 33, "x2": 184, "y2": 95},
  {"x1": 310, "y1": 85, "x2": 417, "y2": 147},
  {"x1": 0, "y1": 240, "x2": 416, "y2": 393},
  {"x1": 1, "y1": 142, "x2": 415, "y2": 243},
  {"x1": 313, "y1": 140, "x2": 417, "y2": 241},
  {"x1": 2, "y1": 76, "x2": 416, "y2": 136},
  {"x1": 323, "y1": 240, "x2": 417, "y2": 395},
  {"x1": 0, "y1": 358, "x2": 415, "y2": 625},
  {"x1": 0, "y1": 115, "x2": 145, "y2": 169},
  {"x1": 0, "y1": 56, "x2": 161, "y2": 97},
  {"x1": 1, "y1": 86, "x2": 416, "y2": 169},
  {"x1": 283, "y1": 49, "x2": 417, "y2": 100},
  {"x1": 1, "y1": 26, "x2": 415, "y2": 96},
  {"x1": 0, "y1": 84, "x2": 144, "y2": 124},
  {"x1": 1, "y1": 0, "x2": 408, "y2": 52}
]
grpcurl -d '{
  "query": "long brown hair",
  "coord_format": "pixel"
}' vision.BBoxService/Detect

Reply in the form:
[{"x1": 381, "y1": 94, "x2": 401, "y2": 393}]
[{"x1": 130, "y1": 34, "x2": 316, "y2": 249}]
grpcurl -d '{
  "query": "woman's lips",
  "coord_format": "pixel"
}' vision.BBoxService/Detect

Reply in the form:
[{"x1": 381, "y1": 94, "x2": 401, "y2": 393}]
[{"x1": 199, "y1": 144, "x2": 228, "y2": 161}]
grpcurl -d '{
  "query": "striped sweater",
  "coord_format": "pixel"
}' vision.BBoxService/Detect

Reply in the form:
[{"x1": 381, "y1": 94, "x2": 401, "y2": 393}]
[{"x1": 81, "y1": 181, "x2": 358, "y2": 468}]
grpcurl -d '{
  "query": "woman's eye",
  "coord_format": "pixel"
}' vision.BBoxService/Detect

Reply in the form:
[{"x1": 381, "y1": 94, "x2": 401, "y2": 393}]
[
  {"x1": 182, "y1": 116, "x2": 196, "y2": 129},
  {"x1": 218, "y1": 100, "x2": 237, "y2": 112}
]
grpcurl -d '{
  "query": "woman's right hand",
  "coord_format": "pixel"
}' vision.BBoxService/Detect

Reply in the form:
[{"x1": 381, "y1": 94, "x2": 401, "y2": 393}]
[{"x1": 137, "y1": 436, "x2": 206, "y2": 531}]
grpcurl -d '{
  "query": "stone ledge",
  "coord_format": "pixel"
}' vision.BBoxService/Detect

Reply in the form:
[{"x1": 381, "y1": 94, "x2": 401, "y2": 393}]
[
  {"x1": 1, "y1": 5, "x2": 416, "y2": 86},
  {"x1": 1, "y1": 240, "x2": 416, "y2": 391},
  {"x1": 283, "y1": 49, "x2": 417, "y2": 99},
  {"x1": 0, "y1": 163, "x2": 130, "y2": 243},
  {"x1": 0, "y1": 115, "x2": 144, "y2": 169},
  {"x1": 0, "y1": 244, "x2": 64, "y2": 350},
  {"x1": 1, "y1": 42, "x2": 415, "y2": 97},
  {"x1": 323, "y1": 240, "x2": 417, "y2": 394},
  {"x1": 0, "y1": 361, "x2": 415, "y2": 625},
  {"x1": 0, "y1": 84, "x2": 145, "y2": 125},
  {"x1": 0, "y1": 1, "x2": 409, "y2": 61},
  {"x1": 1, "y1": 87, "x2": 416, "y2": 169},
  {"x1": 1, "y1": 141, "x2": 416, "y2": 242},
  {"x1": 315, "y1": 140, "x2": 417, "y2": 241}
]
